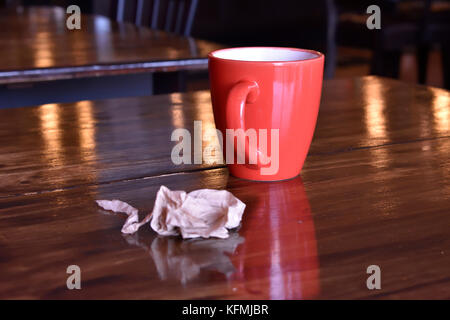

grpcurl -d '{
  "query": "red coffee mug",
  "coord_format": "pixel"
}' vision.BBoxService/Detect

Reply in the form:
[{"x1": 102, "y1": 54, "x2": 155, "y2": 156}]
[{"x1": 209, "y1": 47, "x2": 324, "y2": 181}]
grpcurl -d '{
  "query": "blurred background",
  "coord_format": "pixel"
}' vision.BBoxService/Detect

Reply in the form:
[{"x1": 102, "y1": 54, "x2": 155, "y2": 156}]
[{"x1": 1, "y1": 0, "x2": 449, "y2": 95}]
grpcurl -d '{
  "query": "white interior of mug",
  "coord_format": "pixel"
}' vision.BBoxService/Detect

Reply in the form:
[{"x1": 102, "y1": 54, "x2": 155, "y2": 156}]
[{"x1": 211, "y1": 47, "x2": 320, "y2": 62}]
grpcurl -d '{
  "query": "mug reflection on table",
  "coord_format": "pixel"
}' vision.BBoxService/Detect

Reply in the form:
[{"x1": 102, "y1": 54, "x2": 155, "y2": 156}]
[{"x1": 229, "y1": 176, "x2": 319, "y2": 299}]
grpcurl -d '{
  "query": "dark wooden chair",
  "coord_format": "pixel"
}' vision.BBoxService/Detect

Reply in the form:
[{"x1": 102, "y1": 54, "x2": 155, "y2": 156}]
[
  {"x1": 113, "y1": 0, "x2": 201, "y2": 94},
  {"x1": 336, "y1": 0, "x2": 449, "y2": 88},
  {"x1": 115, "y1": 0, "x2": 199, "y2": 37},
  {"x1": 335, "y1": 0, "x2": 422, "y2": 78},
  {"x1": 372, "y1": 1, "x2": 425, "y2": 78},
  {"x1": 370, "y1": 0, "x2": 449, "y2": 88},
  {"x1": 417, "y1": 0, "x2": 450, "y2": 88}
]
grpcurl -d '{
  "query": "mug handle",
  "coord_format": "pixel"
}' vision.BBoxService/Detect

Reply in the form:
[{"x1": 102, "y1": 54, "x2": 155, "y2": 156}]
[{"x1": 226, "y1": 80, "x2": 267, "y2": 167}]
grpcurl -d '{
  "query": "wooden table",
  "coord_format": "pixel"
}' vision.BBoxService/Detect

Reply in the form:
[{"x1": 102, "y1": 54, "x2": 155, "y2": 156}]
[
  {"x1": 0, "y1": 6, "x2": 222, "y2": 108},
  {"x1": 0, "y1": 6, "x2": 220, "y2": 84},
  {"x1": 0, "y1": 76, "x2": 449, "y2": 299}
]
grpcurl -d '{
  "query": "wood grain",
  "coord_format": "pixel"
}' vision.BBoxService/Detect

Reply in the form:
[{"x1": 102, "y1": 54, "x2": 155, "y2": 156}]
[
  {"x1": 0, "y1": 138, "x2": 449, "y2": 299},
  {"x1": 0, "y1": 6, "x2": 223, "y2": 84},
  {"x1": 0, "y1": 76, "x2": 449, "y2": 299},
  {"x1": 0, "y1": 76, "x2": 448, "y2": 197}
]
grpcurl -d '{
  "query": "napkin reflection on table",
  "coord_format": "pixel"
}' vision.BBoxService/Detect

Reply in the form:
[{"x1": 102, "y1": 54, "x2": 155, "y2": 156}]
[
  {"x1": 123, "y1": 233, "x2": 245, "y2": 284},
  {"x1": 96, "y1": 185, "x2": 245, "y2": 239}
]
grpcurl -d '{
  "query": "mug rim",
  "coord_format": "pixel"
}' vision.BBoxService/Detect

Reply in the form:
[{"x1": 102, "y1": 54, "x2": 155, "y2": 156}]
[{"x1": 208, "y1": 46, "x2": 324, "y2": 64}]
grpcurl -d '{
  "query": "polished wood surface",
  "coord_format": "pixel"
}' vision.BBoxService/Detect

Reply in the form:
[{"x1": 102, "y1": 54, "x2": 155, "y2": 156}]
[
  {"x1": 0, "y1": 76, "x2": 449, "y2": 299},
  {"x1": 0, "y1": 6, "x2": 222, "y2": 84}
]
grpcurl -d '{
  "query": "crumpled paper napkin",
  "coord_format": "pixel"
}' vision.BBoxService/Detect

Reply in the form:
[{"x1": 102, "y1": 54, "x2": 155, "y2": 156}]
[{"x1": 96, "y1": 185, "x2": 246, "y2": 239}]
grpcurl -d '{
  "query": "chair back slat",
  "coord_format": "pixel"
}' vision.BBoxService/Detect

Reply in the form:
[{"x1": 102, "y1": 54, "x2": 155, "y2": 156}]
[
  {"x1": 135, "y1": 0, "x2": 145, "y2": 26},
  {"x1": 151, "y1": 0, "x2": 161, "y2": 29},
  {"x1": 164, "y1": 0, "x2": 176, "y2": 32},
  {"x1": 116, "y1": 0, "x2": 126, "y2": 22},
  {"x1": 113, "y1": 0, "x2": 198, "y2": 36},
  {"x1": 174, "y1": 0, "x2": 185, "y2": 35},
  {"x1": 183, "y1": 0, "x2": 198, "y2": 36}
]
